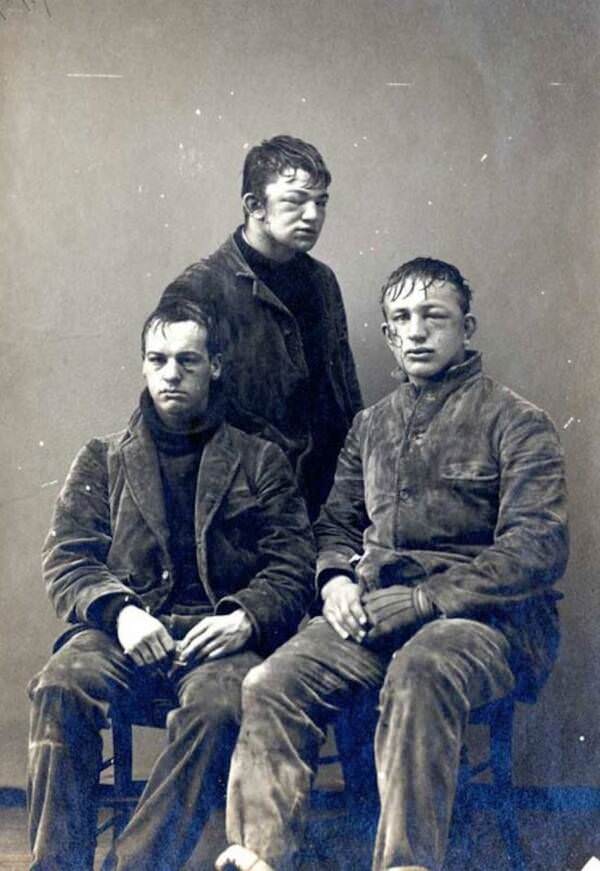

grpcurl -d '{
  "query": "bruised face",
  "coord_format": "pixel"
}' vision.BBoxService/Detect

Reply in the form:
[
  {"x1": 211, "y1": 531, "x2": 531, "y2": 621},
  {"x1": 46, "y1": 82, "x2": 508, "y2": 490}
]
[
  {"x1": 382, "y1": 279, "x2": 476, "y2": 386},
  {"x1": 246, "y1": 168, "x2": 329, "y2": 261},
  {"x1": 142, "y1": 320, "x2": 221, "y2": 430}
]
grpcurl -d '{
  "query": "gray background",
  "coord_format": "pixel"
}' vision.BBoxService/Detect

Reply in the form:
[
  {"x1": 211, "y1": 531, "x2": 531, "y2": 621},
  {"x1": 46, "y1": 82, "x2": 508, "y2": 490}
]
[{"x1": 1, "y1": 0, "x2": 598, "y2": 790}]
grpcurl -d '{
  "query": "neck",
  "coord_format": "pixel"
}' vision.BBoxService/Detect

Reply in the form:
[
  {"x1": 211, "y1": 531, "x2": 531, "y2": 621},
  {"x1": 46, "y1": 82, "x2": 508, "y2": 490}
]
[
  {"x1": 242, "y1": 223, "x2": 296, "y2": 263},
  {"x1": 141, "y1": 388, "x2": 224, "y2": 438}
]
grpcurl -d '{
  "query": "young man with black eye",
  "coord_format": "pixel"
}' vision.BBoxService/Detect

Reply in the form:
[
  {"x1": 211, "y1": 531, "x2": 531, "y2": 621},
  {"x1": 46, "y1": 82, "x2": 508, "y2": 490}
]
[
  {"x1": 27, "y1": 295, "x2": 315, "y2": 871},
  {"x1": 216, "y1": 257, "x2": 568, "y2": 871},
  {"x1": 161, "y1": 134, "x2": 362, "y2": 519}
]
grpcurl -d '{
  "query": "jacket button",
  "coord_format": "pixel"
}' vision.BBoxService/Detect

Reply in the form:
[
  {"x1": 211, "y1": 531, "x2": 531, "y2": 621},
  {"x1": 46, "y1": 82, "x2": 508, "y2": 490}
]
[
  {"x1": 161, "y1": 570, "x2": 170, "y2": 580},
  {"x1": 398, "y1": 488, "x2": 411, "y2": 502}
]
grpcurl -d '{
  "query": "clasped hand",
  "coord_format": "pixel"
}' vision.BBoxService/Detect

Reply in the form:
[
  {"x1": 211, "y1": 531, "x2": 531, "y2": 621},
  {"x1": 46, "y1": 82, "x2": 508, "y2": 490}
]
[
  {"x1": 322, "y1": 576, "x2": 428, "y2": 645},
  {"x1": 117, "y1": 605, "x2": 252, "y2": 668}
]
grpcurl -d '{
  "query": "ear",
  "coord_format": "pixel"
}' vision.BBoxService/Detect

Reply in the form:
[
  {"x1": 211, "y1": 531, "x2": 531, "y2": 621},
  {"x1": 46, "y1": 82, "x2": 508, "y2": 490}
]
[
  {"x1": 464, "y1": 313, "x2": 477, "y2": 341},
  {"x1": 381, "y1": 320, "x2": 397, "y2": 350},
  {"x1": 242, "y1": 192, "x2": 266, "y2": 220},
  {"x1": 210, "y1": 354, "x2": 223, "y2": 380}
]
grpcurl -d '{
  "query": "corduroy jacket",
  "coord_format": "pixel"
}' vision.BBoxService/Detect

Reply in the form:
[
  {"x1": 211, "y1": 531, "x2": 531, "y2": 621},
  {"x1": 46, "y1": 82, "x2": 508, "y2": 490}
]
[
  {"x1": 314, "y1": 352, "x2": 568, "y2": 699},
  {"x1": 161, "y1": 234, "x2": 363, "y2": 512},
  {"x1": 42, "y1": 409, "x2": 316, "y2": 656}
]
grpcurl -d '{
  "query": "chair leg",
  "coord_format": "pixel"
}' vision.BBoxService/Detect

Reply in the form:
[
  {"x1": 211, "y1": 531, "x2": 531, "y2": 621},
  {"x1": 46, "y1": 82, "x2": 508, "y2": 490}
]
[
  {"x1": 490, "y1": 701, "x2": 527, "y2": 871},
  {"x1": 111, "y1": 713, "x2": 134, "y2": 840}
]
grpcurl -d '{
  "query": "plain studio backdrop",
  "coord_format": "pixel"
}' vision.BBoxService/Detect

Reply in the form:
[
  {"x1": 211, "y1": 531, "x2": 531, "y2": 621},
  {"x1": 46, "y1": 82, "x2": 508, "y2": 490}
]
[{"x1": 1, "y1": 0, "x2": 598, "y2": 826}]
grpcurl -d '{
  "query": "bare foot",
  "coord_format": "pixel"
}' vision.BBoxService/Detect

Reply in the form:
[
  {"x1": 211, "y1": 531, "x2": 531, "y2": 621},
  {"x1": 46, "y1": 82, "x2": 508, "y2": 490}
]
[{"x1": 215, "y1": 844, "x2": 275, "y2": 871}]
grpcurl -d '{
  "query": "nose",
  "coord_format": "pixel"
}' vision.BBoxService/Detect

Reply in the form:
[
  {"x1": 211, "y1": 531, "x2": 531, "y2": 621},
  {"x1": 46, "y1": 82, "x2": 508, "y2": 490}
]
[
  {"x1": 408, "y1": 313, "x2": 427, "y2": 342},
  {"x1": 302, "y1": 200, "x2": 319, "y2": 223},
  {"x1": 162, "y1": 357, "x2": 182, "y2": 382}
]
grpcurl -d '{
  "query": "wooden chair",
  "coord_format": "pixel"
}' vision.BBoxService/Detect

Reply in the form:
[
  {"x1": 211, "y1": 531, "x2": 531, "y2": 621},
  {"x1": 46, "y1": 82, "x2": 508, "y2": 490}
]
[
  {"x1": 96, "y1": 695, "x2": 176, "y2": 840},
  {"x1": 98, "y1": 694, "x2": 526, "y2": 870},
  {"x1": 332, "y1": 693, "x2": 527, "y2": 870}
]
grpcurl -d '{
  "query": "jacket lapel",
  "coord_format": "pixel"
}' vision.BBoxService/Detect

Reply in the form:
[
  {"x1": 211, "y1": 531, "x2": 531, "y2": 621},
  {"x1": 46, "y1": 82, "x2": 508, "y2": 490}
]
[
  {"x1": 223, "y1": 234, "x2": 300, "y2": 319},
  {"x1": 195, "y1": 423, "x2": 241, "y2": 535},
  {"x1": 120, "y1": 414, "x2": 170, "y2": 552}
]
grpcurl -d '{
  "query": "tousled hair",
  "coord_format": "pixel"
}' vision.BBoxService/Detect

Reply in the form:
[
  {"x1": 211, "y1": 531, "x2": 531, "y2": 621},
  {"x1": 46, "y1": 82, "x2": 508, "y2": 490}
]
[
  {"x1": 141, "y1": 290, "x2": 225, "y2": 358},
  {"x1": 242, "y1": 134, "x2": 331, "y2": 203},
  {"x1": 380, "y1": 257, "x2": 473, "y2": 315}
]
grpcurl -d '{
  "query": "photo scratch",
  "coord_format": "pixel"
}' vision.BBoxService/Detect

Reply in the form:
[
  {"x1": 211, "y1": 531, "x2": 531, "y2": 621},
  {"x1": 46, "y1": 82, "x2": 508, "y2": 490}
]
[{"x1": 66, "y1": 73, "x2": 124, "y2": 79}]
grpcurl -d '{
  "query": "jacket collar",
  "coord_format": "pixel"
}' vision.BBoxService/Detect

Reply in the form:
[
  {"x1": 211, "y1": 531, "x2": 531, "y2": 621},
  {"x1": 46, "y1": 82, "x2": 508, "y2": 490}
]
[
  {"x1": 213, "y1": 233, "x2": 307, "y2": 317},
  {"x1": 394, "y1": 349, "x2": 481, "y2": 387},
  {"x1": 194, "y1": 422, "x2": 241, "y2": 535},
  {"x1": 121, "y1": 409, "x2": 170, "y2": 550},
  {"x1": 121, "y1": 409, "x2": 241, "y2": 545},
  {"x1": 393, "y1": 350, "x2": 482, "y2": 406}
]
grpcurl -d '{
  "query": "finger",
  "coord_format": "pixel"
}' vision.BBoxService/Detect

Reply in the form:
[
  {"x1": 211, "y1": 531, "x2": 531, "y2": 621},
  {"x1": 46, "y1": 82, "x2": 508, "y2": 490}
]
[
  {"x1": 323, "y1": 606, "x2": 350, "y2": 640},
  {"x1": 180, "y1": 627, "x2": 222, "y2": 661},
  {"x1": 156, "y1": 627, "x2": 176, "y2": 655},
  {"x1": 126, "y1": 647, "x2": 146, "y2": 667},
  {"x1": 179, "y1": 620, "x2": 216, "y2": 656},
  {"x1": 204, "y1": 639, "x2": 231, "y2": 659},
  {"x1": 180, "y1": 618, "x2": 211, "y2": 647},
  {"x1": 348, "y1": 598, "x2": 369, "y2": 627},
  {"x1": 340, "y1": 617, "x2": 366, "y2": 643},
  {"x1": 201, "y1": 630, "x2": 241, "y2": 659},
  {"x1": 338, "y1": 604, "x2": 365, "y2": 641},
  {"x1": 129, "y1": 640, "x2": 155, "y2": 667},
  {"x1": 147, "y1": 636, "x2": 172, "y2": 664}
]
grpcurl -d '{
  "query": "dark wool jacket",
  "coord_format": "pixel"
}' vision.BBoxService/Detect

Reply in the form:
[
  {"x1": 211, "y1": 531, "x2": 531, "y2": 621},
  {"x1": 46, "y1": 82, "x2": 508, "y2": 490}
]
[
  {"x1": 161, "y1": 235, "x2": 363, "y2": 511},
  {"x1": 42, "y1": 409, "x2": 316, "y2": 657},
  {"x1": 314, "y1": 352, "x2": 569, "y2": 700}
]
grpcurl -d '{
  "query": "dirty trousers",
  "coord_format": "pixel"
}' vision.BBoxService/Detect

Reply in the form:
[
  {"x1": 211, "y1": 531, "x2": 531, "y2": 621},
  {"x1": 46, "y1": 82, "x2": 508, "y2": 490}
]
[
  {"x1": 27, "y1": 628, "x2": 261, "y2": 871},
  {"x1": 226, "y1": 617, "x2": 515, "y2": 871}
]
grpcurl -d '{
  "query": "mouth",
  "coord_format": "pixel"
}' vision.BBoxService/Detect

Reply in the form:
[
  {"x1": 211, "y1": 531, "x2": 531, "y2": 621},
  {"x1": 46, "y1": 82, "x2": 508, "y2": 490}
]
[
  {"x1": 404, "y1": 349, "x2": 435, "y2": 359},
  {"x1": 294, "y1": 228, "x2": 317, "y2": 238},
  {"x1": 160, "y1": 390, "x2": 187, "y2": 399}
]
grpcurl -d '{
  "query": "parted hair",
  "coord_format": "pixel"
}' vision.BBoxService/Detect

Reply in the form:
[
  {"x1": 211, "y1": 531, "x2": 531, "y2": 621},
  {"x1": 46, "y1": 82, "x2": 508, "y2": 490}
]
[
  {"x1": 141, "y1": 289, "x2": 226, "y2": 358},
  {"x1": 380, "y1": 257, "x2": 473, "y2": 315},
  {"x1": 241, "y1": 134, "x2": 331, "y2": 202}
]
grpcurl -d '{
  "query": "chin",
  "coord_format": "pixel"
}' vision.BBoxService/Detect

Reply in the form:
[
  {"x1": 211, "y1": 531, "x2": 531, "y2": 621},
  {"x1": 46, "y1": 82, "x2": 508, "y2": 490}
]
[{"x1": 290, "y1": 237, "x2": 317, "y2": 252}]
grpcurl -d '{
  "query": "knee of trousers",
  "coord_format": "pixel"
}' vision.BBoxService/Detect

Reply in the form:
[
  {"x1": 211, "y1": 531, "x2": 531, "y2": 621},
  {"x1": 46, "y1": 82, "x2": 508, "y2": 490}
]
[
  {"x1": 380, "y1": 640, "x2": 469, "y2": 718},
  {"x1": 240, "y1": 659, "x2": 300, "y2": 712},
  {"x1": 167, "y1": 694, "x2": 242, "y2": 741},
  {"x1": 28, "y1": 661, "x2": 108, "y2": 739}
]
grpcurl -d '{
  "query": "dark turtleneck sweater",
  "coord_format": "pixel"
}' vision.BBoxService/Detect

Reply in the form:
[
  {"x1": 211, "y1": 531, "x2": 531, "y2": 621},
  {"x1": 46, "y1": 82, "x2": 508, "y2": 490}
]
[
  {"x1": 141, "y1": 389, "x2": 223, "y2": 613},
  {"x1": 90, "y1": 390, "x2": 224, "y2": 632},
  {"x1": 234, "y1": 226, "x2": 325, "y2": 408},
  {"x1": 234, "y1": 226, "x2": 346, "y2": 513}
]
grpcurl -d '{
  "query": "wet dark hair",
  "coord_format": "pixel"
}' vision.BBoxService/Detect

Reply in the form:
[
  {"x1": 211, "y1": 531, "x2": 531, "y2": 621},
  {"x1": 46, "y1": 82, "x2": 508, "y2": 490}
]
[
  {"x1": 141, "y1": 289, "x2": 225, "y2": 358},
  {"x1": 380, "y1": 257, "x2": 473, "y2": 315},
  {"x1": 241, "y1": 134, "x2": 331, "y2": 203}
]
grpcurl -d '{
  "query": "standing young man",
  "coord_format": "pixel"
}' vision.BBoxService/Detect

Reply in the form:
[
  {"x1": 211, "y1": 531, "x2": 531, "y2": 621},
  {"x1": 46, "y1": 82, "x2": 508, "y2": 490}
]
[
  {"x1": 161, "y1": 135, "x2": 362, "y2": 518},
  {"x1": 27, "y1": 296, "x2": 315, "y2": 871},
  {"x1": 216, "y1": 257, "x2": 568, "y2": 871}
]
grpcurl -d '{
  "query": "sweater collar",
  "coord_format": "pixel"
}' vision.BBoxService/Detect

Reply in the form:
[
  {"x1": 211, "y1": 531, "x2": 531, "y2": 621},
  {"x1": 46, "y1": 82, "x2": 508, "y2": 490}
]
[
  {"x1": 139, "y1": 388, "x2": 224, "y2": 456},
  {"x1": 234, "y1": 225, "x2": 306, "y2": 277},
  {"x1": 394, "y1": 350, "x2": 482, "y2": 395}
]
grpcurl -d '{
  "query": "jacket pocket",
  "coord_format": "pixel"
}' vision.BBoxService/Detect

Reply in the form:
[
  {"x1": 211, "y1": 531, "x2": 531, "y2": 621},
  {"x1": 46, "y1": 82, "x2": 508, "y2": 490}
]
[
  {"x1": 441, "y1": 461, "x2": 499, "y2": 482},
  {"x1": 440, "y1": 462, "x2": 500, "y2": 522}
]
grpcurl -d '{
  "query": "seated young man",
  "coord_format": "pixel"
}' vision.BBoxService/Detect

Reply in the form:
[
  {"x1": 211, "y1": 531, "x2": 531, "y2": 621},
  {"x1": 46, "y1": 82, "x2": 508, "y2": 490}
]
[
  {"x1": 27, "y1": 296, "x2": 315, "y2": 871},
  {"x1": 216, "y1": 257, "x2": 568, "y2": 871}
]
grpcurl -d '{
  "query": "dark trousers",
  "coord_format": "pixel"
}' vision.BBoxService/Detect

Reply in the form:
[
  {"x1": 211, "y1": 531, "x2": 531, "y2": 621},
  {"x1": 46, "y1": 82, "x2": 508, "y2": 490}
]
[
  {"x1": 27, "y1": 628, "x2": 261, "y2": 871},
  {"x1": 226, "y1": 617, "x2": 515, "y2": 871}
]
